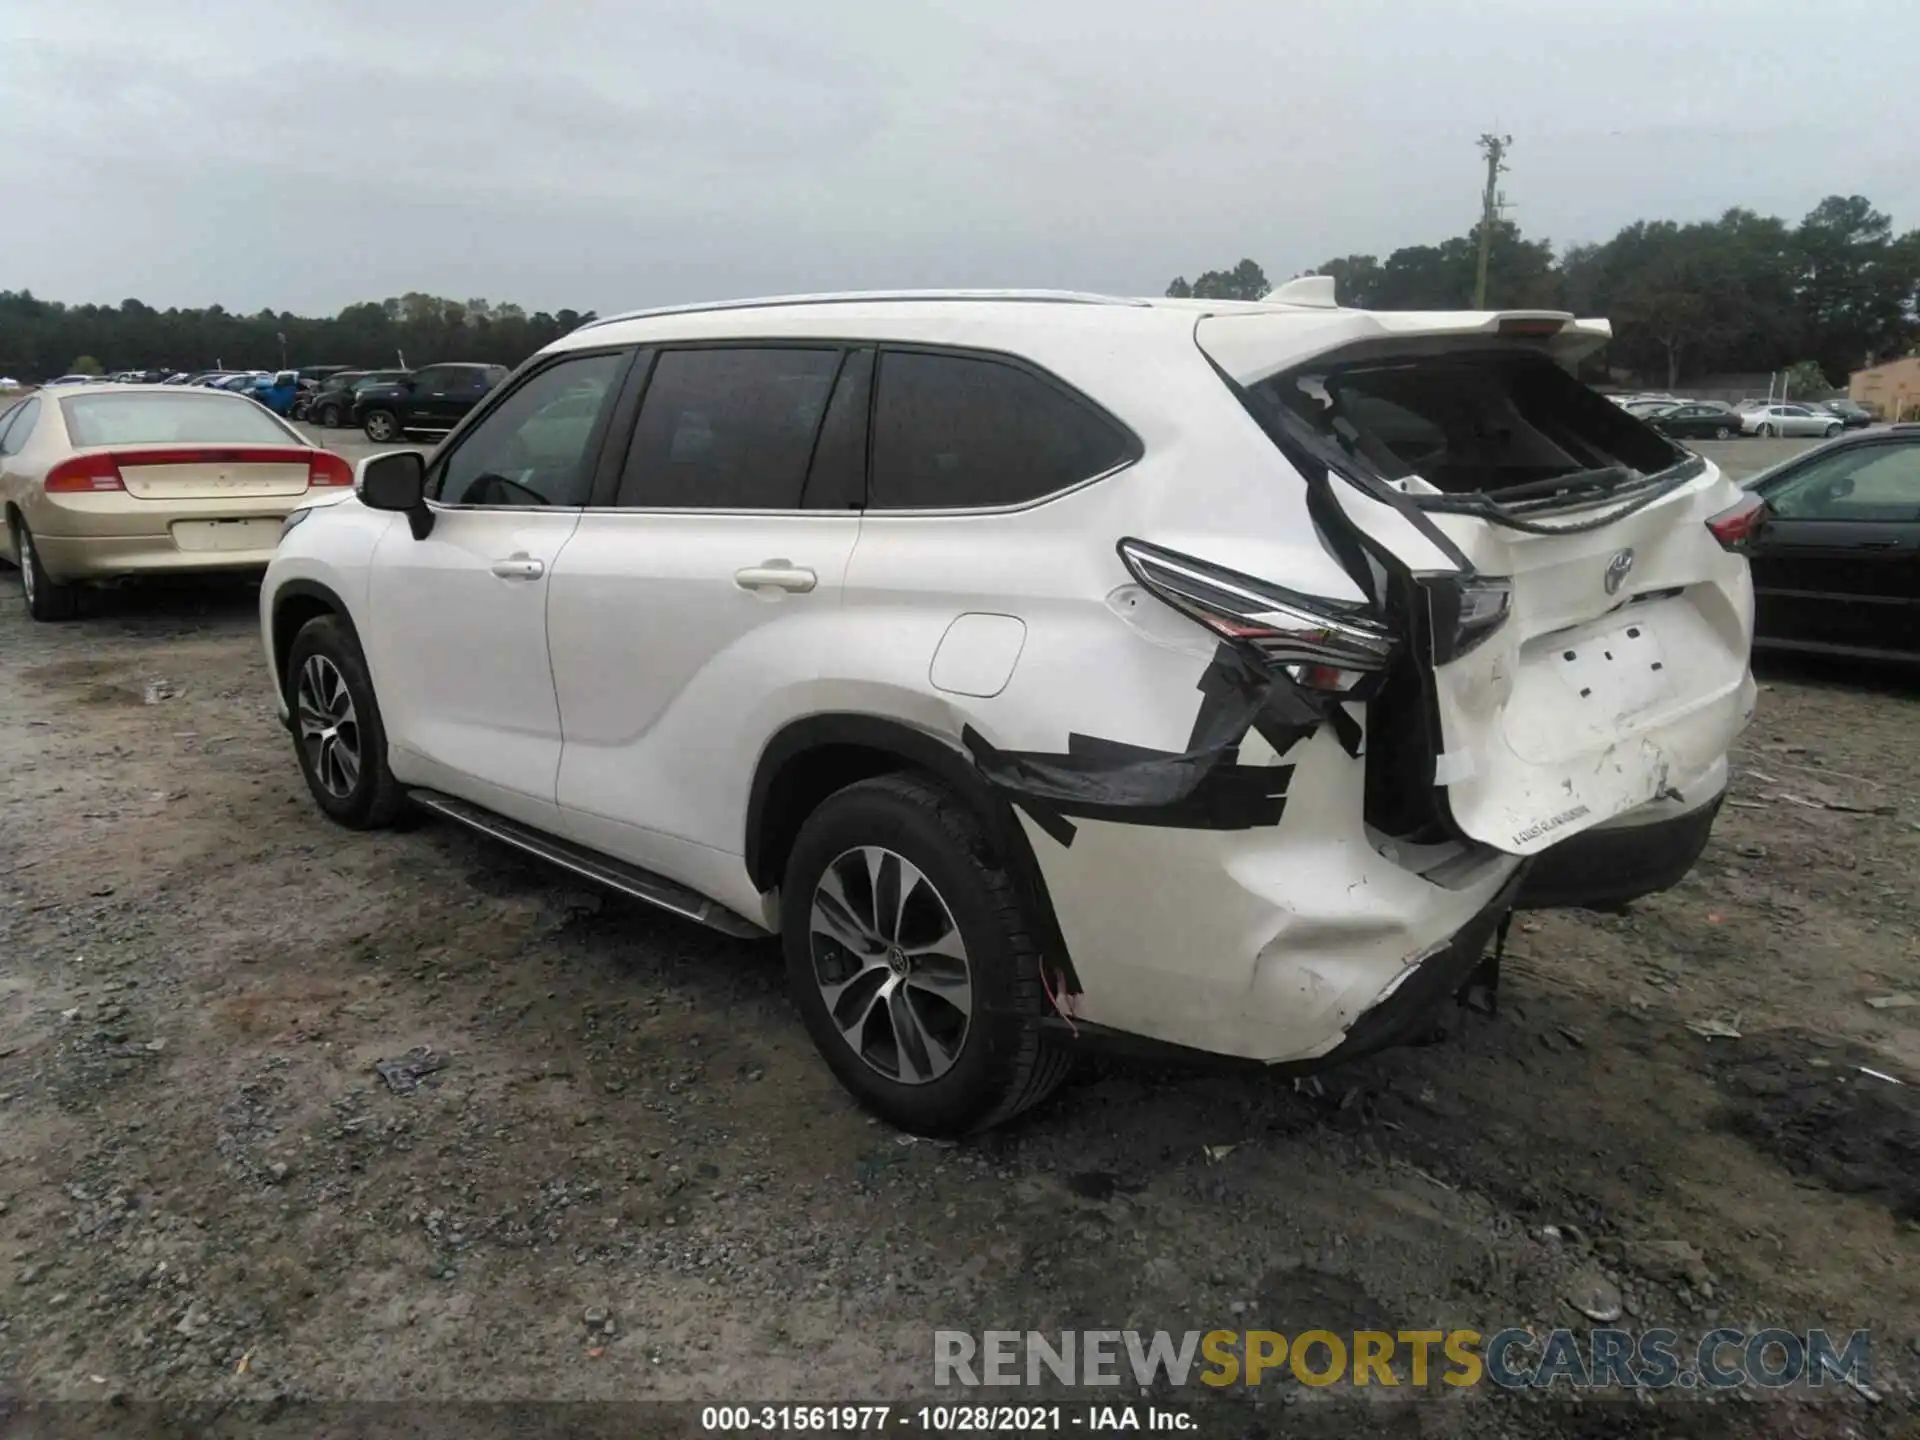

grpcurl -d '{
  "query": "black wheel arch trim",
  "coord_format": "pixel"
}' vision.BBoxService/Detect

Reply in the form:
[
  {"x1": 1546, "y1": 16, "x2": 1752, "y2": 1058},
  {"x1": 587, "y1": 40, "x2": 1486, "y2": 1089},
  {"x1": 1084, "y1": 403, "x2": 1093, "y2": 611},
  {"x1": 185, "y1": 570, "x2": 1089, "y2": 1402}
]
[
  {"x1": 270, "y1": 578, "x2": 364, "y2": 716},
  {"x1": 746, "y1": 713, "x2": 1082, "y2": 993}
]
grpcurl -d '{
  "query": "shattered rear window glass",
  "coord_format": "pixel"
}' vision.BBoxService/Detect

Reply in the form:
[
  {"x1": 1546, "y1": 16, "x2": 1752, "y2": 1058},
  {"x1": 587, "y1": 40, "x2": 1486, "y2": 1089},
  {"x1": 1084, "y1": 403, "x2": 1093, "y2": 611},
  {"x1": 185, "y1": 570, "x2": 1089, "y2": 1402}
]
[{"x1": 1249, "y1": 353, "x2": 1682, "y2": 498}]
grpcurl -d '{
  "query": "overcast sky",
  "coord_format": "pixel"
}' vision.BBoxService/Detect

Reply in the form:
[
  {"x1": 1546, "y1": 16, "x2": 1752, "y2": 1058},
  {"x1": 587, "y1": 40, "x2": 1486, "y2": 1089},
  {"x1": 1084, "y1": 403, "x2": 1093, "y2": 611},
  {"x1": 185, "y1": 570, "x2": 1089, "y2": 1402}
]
[{"x1": 3, "y1": 0, "x2": 1915, "y2": 317}]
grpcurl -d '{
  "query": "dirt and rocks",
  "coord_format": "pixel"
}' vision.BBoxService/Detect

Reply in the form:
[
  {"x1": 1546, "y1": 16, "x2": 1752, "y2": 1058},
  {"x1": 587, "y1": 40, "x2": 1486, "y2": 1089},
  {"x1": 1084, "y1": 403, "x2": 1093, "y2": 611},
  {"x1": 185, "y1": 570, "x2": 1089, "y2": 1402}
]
[{"x1": 1, "y1": 554, "x2": 1917, "y2": 1437}]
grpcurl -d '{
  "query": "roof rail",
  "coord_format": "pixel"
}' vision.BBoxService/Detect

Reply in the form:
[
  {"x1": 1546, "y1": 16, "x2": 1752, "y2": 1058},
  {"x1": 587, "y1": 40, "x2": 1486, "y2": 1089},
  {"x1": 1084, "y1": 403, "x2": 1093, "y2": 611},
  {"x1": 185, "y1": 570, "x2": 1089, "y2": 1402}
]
[{"x1": 575, "y1": 289, "x2": 1149, "y2": 332}]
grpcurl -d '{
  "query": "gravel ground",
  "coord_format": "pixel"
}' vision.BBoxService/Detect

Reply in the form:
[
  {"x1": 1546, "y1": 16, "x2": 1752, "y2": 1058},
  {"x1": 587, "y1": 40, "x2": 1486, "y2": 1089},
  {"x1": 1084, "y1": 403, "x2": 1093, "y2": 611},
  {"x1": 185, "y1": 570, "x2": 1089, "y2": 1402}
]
[{"x1": 1, "y1": 428, "x2": 1916, "y2": 1436}]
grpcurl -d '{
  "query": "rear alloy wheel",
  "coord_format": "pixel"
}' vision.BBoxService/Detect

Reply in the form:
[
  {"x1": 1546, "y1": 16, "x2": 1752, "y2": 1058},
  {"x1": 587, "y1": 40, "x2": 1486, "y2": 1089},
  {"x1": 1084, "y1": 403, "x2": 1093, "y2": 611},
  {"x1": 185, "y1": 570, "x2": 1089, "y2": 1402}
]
[
  {"x1": 14, "y1": 520, "x2": 79, "y2": 622},
  {"x1": 782, "y1": 774, "x2": 1071, "y2": 1135},
  {"x1": 1825, "y1": 423, "x2": 1842, "y2": 438},
  {"x1": 317, "y1": 403, "x2": 341, "y2": 428},
  {"x1": 286, "y1": 615, "x2": 406, "y2": 829},
  {"x1": 1714, "y1": 424, "x2": 1732, "y2": 440},
  {"x1": 1760, "y1": 423, "x2": 1777, "y2": 437},
  {"x1": 362, "y1": 409, "x2": 399, "y2": 443}
]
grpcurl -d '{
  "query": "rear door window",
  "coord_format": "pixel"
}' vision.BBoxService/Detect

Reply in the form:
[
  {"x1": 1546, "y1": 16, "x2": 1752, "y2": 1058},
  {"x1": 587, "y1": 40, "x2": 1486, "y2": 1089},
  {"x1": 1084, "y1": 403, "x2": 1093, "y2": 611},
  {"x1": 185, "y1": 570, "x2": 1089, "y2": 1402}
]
[
  {"x1": 614, "y1": 347, "x2": 842, "y2": 510},
  {"x1": 868, "y1": 349, "x2": 1135, "y2": 510}
]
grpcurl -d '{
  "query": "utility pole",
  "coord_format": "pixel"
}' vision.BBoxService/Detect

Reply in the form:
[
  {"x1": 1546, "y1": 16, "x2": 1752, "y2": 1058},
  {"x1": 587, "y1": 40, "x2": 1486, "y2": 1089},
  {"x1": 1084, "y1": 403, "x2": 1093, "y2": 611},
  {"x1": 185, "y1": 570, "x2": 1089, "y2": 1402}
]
[{"x1": 1473, "y1": 132, "x2": 1512, "y2": 309}]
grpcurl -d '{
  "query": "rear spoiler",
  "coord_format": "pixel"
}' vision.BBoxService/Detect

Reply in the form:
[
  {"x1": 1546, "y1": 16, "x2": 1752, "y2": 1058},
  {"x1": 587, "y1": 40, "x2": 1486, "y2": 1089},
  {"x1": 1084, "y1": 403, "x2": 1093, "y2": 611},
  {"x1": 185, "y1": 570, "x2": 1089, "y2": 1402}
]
[
  {"x1": 1359, "y1": 310, "x2": 1611, "y2": 363},
  {"x1": 1204, "y1": 288, "x2": 1617, "y2": 383}
]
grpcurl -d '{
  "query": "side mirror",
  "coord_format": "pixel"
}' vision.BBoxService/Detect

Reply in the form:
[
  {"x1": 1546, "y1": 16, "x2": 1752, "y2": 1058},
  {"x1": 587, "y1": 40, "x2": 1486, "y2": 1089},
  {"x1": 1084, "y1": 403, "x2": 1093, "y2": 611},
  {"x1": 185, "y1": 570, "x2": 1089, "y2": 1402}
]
[{"x1": 357, "y1": 451, "x2": 434, "y2": 539}]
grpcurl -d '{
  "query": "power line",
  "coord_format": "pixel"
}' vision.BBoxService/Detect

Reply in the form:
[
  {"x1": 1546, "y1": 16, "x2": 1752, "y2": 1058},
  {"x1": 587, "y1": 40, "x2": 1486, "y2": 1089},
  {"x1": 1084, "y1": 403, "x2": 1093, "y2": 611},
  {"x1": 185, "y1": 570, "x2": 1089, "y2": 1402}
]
[{"x1": 1473, "y1": 133, "x2": 1513, "y2": 309}]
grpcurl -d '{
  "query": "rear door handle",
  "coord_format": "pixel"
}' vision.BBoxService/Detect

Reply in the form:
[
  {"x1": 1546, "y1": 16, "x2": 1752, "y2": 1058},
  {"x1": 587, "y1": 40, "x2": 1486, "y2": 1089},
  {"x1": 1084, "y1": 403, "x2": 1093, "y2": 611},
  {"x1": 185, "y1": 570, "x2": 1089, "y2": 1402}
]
[
  {"x1": 734, "y1": 561, "x2": 817, "y2": 594},
  {"x1": 490, "y1": 554, "x2": 546, "y2": 580}
]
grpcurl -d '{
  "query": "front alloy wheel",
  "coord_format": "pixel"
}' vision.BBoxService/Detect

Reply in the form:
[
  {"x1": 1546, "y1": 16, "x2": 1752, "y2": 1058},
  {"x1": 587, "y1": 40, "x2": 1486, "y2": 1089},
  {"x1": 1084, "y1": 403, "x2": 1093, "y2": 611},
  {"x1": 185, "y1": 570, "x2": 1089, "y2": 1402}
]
[
  {"x1": 810, "y1": 846, "x2": 973, "y2": 1084},
  {"x1": 296, "y1": 653, "x2": 362, "y2": 800},
  {"x1": 284, "y1": 614, "x2": 406, "y2": 829},
  {"x1": 363, "y1": 410, "x2": 398, "y2": 443}
]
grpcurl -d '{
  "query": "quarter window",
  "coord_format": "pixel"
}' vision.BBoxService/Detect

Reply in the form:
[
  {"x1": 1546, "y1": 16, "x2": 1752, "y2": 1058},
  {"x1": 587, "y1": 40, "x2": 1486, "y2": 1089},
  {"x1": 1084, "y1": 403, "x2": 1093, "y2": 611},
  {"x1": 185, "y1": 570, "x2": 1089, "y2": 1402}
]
[
  {"x1": 432, "y1": 350, "x2": 625, "y2": 507},
  {"x1": 615, "y1": 347, "x2": 842, "y2": 509},
  {"x1": 869, "y1": 350, "x2": 1134, "y2": 510}
]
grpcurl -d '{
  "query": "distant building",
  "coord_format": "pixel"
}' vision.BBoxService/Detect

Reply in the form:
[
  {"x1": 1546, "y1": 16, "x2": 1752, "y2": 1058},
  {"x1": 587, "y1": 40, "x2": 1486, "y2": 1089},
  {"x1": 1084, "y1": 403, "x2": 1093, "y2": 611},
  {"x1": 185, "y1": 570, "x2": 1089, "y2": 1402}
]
[{"x1": 1849, "y1": 355, "x2": 1920, "y2": 421}]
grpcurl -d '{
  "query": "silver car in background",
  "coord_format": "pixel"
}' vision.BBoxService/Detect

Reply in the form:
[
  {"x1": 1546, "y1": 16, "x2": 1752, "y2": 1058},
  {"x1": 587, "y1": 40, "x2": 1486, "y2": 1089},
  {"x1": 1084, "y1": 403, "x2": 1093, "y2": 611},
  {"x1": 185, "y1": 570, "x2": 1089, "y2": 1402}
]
[{"x1": 1740, "y1": 403, "x2": 1844, "y2": 438}]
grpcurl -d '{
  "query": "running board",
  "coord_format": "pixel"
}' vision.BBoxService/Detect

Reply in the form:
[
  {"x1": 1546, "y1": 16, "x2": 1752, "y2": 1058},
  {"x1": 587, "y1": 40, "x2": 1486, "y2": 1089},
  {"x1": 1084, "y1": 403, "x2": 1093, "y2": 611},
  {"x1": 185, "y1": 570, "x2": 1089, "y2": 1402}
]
[{"x1": 407, "y1": 789, "x2": 769, "y2": 939}]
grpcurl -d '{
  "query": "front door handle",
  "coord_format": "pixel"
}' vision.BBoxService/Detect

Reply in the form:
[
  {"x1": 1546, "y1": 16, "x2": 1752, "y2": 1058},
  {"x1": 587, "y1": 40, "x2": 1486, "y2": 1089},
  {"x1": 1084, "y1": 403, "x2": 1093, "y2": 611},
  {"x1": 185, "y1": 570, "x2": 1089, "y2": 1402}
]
[
  {"x1": 490, "y1": 554, "x2": 546, "y2": 580},
  {"x1": 734, "y1": 561, "x2": 817, "y2": 594}
]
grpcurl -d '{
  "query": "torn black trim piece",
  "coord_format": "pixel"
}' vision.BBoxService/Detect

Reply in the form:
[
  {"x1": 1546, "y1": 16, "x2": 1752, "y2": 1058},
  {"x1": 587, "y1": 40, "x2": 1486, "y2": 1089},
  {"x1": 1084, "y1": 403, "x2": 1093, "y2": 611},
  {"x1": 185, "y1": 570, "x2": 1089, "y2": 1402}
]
[{"x1": 963, "y1": 643, "x2": 1359, "y2": 848}]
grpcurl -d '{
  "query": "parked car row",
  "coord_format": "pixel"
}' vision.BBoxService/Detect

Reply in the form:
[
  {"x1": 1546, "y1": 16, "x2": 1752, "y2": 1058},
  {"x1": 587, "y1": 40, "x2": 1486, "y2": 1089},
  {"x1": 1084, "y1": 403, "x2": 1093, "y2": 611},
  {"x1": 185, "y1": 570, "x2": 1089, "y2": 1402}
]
[
  {"x1": 38, "y1": 361, "x2": 514, "y2": 443},
  {"x1": 1608, "y1": 392, "x2": 1880, "y2": 438}
]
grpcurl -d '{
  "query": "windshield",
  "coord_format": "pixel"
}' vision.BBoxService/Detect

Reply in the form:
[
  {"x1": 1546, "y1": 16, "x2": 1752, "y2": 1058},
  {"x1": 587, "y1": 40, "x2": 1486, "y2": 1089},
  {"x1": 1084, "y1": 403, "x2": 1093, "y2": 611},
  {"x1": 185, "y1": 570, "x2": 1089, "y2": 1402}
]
[{"x1": 60, "y1": 390, "x2": 301, "y2": 447}]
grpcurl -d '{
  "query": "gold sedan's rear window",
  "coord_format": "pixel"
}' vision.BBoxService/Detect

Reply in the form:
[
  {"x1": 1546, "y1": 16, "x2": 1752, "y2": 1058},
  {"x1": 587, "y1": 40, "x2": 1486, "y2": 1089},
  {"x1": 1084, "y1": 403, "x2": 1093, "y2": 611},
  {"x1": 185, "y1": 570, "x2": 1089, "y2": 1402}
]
[{"x1": 61, "y1": 391, "x2": 298, "y2": 449}]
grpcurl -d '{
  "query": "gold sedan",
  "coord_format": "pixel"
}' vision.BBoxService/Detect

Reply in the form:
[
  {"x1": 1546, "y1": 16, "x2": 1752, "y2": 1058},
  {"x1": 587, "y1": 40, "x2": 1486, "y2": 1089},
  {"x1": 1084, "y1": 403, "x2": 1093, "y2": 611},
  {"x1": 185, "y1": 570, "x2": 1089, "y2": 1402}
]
[{"x1": 0, "y1": 384, "x2": 353, "y2": 621}]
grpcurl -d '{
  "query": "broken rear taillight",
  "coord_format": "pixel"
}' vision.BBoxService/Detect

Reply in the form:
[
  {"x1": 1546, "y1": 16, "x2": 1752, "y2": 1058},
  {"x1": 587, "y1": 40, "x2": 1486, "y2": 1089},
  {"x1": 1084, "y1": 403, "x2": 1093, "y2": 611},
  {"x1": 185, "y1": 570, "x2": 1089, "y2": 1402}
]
[
  {"x1": 1706, "y1": 492, "x2": 1767, "y2": 551},
  {"x1": 1117, "y1": 538, "x2": 1397, "y2": 694},
  {"x1": 1426, "y1": 574, "x2": 1513, "y2": 664}
]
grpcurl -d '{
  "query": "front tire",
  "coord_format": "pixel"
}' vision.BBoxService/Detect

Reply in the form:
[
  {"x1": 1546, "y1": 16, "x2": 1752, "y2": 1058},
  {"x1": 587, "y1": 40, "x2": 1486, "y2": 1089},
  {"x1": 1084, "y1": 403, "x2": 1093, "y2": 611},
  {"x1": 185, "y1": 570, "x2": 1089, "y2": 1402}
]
[
  {"x1": 317, "y1": 403, "x2": 342, "y2": 428},
  {"x1": 1714, "y1": 424, "x2": 1732, "y2": 440},
  {"x1": 781, "y1": 774, "x2": 1071, "y2": 1135},
  {"x1": 1825, "y1": 423, "x2": 1842, "y2": 438},
  {"x1": 286, "y1": 615, "x2": 406, "y2": 829},
  {"x1": 362, "y1": 409, "x2": 399, "y2": 443},
  {"x1": 14, "y1": 520, "x2": 79, "y2": 622},
  {"x1": 1759, "y1": 424, "x2": 1777, "y2": 437}
]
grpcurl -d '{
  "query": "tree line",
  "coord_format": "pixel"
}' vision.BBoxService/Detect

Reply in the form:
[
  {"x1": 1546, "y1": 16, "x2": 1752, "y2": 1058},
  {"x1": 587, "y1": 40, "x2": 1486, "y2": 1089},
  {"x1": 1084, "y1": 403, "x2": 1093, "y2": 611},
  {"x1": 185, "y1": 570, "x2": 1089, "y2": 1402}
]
[
  {"x1": 7, "y1": 192, "x2": 1915, "y2": 389},
  {"x1": 0, "y1": 292, "x2": 600, "y2": 381},
  {"x1": 1168, "y1": 194, "x2": 1920, "y2": 389}
]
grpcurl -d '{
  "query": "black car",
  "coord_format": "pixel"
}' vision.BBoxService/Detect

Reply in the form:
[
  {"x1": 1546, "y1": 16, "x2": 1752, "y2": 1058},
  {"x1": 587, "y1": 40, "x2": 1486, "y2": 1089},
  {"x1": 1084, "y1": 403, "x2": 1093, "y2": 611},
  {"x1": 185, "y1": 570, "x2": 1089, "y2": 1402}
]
[
  {"x1": 1820, "y1": 399, "x2": 1875, "y2": 429},
  {"x1": 1740, "y1": 425, "x2": 1920, "y2": 662},
  {"x1": 306, "y1": 369, "x2": 411, "y2": 428},
  {"x1": 1647, "y1": 402, "x2": 1744, "y2": 440},
  {"x1": 354, "y1": 363, "x2": 508, "y2": 443}
]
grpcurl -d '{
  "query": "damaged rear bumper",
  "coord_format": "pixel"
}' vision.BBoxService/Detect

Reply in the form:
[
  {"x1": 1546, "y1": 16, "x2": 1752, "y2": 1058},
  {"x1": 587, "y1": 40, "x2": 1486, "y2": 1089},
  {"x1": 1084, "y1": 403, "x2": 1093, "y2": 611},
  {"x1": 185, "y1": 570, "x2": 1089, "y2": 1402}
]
[
  {"x1": 1042, "y1": 861, "x2": 1527, "y2": 1072},
  {"x1": 1516, "y1": 784, "x2": 1725, "y2": 910}
]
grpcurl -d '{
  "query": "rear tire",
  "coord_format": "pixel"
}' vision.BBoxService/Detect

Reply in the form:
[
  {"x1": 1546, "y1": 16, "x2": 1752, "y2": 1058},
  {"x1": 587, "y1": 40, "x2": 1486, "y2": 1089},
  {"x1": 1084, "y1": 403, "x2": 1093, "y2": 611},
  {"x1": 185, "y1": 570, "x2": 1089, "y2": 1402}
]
[
  {"x1": 1825, "y1": 423, "x2": 1842, "y2": 438},
  {"x1": 14, "y1": 520, "x2": 79, "y2": 622},
  {"x1": 318, "y1": 403, "x2": 342, "y2": 428},
  {"x1": 286, "y1": 615, "x2": 407, "y2": 829},
  {"x1": 1760, "y1": 424, "x2": 1776, "y2": 437},
  {"x1": 781, "y1": 773, "x2": 1071, "y2": 1135},
  {"x1": 362, "y1": 409, "x2": 399, "y2": 443},
  {"x1": 1714, "y1": 425, "x2": 1732, "y2": 440}
]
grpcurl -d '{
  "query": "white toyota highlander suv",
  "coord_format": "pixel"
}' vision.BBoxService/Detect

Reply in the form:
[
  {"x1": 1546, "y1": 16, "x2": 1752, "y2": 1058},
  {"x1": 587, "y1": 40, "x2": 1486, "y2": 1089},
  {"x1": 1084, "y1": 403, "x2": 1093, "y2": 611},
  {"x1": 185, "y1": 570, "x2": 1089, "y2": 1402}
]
[{"x1": 262, "y1": 286, "x2": 1759, "y2": 1133}]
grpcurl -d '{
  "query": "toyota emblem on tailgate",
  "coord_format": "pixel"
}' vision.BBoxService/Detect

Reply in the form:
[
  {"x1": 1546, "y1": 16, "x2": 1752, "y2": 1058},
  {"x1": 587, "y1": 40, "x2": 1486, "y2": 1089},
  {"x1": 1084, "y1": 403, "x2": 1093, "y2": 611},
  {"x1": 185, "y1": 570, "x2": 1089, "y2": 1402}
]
[{"x1": 1603, "y1": 549, "x2": 1635, "y2": 596}]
